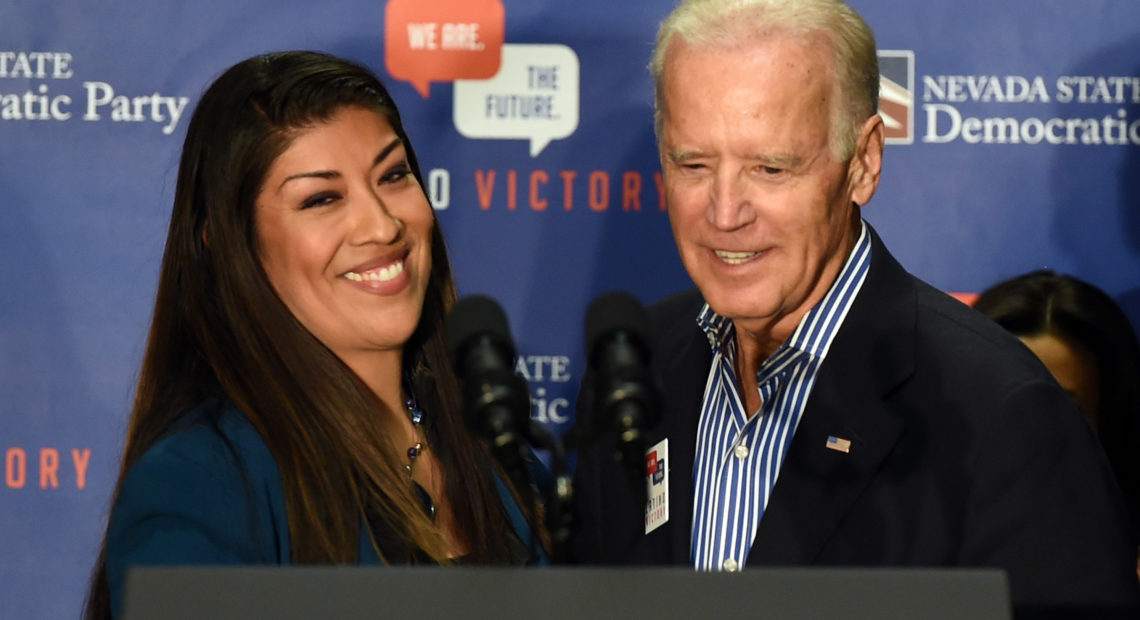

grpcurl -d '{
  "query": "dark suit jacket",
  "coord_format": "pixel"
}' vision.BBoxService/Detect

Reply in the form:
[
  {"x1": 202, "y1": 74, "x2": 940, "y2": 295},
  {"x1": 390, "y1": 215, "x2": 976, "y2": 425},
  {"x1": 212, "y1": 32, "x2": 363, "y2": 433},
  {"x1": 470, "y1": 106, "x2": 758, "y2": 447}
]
[
  {"x1": 105, "y1": 399, "x2": 541, "y2": 618},
  {"x1": 572, "y1": 227, "x2": 1140, "y2": 613}
]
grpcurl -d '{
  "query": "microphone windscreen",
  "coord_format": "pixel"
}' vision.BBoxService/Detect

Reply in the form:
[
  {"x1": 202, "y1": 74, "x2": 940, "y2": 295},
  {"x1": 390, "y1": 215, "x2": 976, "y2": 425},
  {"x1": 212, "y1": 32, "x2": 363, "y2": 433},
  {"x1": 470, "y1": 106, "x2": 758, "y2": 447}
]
[
  {"x1": 445, "y1": 294, "x2": 515, "y2": 366},
  {"x1": 585, "y1": 291, "x2": 650, "y2": 362}
]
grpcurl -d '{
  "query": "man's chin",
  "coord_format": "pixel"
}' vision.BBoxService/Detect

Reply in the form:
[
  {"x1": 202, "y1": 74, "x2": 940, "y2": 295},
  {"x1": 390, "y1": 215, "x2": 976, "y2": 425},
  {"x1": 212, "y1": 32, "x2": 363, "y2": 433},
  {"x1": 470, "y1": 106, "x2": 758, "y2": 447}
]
[{"x1": 701, "y1": 292, "x2": 778, "y2": 324}]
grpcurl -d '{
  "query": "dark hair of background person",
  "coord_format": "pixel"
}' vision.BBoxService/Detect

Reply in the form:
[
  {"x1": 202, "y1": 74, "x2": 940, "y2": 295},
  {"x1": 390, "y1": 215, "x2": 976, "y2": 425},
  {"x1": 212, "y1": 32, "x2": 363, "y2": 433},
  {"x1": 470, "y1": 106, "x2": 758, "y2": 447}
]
[
  {"x1": 974, "y1": 269, "x2": 1140, "y2": 532},
  {"x1": 84, "y1": 51, "x2": 534, "y2": 619}
]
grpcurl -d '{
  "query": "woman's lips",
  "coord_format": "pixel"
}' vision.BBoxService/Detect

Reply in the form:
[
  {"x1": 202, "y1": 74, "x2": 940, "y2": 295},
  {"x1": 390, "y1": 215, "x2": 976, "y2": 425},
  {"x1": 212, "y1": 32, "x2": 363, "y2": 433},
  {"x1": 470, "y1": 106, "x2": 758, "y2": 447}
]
[{"x1": 344, "y1": 259, "x2": 405, "y2": 283}]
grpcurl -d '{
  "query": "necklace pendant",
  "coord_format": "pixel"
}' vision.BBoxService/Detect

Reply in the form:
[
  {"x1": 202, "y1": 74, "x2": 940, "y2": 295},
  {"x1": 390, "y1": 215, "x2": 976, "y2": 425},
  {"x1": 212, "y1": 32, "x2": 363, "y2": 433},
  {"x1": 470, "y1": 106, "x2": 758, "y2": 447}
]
[{"x1": 413, "y1": 481, "x2": 436, "y2": 521}]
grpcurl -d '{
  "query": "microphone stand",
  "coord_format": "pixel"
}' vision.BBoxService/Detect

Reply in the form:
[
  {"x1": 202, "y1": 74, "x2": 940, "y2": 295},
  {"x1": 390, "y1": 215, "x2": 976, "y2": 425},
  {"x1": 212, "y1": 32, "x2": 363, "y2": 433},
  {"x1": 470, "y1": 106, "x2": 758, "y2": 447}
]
[
  {"x1": 524, "y1": 421, "x2": 573, "y2": 565},
  {"x1": 612, "y1": 402, "x2": 650, "y2": 535}
]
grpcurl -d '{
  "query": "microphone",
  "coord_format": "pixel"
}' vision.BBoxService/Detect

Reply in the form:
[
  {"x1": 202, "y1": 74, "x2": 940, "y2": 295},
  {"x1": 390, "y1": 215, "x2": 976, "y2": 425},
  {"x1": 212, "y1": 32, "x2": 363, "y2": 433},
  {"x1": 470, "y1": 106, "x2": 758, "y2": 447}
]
[
  {"x1": 447, "y1": 295, "x2": 566, "y2": 563},
  {"x1": 584, "y1": 291, "x2": 660, "y2": 469},
  {"x1": 445, "y1": 295, "x2": 531, "y2": 474}
]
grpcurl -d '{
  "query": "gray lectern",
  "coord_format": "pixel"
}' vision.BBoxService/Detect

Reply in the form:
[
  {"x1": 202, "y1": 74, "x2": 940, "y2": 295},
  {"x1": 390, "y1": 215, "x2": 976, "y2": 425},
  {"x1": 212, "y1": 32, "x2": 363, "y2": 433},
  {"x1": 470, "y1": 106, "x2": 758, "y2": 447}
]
[{"x1": 123, "y1": 566, "x2": 1012, "y2": 620}]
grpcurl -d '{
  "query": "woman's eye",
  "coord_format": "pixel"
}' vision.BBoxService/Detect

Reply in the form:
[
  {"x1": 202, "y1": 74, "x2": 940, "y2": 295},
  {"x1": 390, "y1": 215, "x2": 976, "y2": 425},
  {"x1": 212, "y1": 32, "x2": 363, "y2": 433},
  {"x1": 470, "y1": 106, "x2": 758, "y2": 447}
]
[
  {"x1": 380, "y1": 163, "x2": 412, "y2": 185},
  {"x1": 301, "y1": 191, "x2": 339, "y2": 209}
]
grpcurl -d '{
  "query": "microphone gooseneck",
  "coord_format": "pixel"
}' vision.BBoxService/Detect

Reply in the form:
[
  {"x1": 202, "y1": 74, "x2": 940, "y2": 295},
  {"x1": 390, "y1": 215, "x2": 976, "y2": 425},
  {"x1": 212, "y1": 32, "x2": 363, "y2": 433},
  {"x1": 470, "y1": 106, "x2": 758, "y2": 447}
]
[
  {"x1": 445, "y1": 295, "x2": 531, "y2": 475},
  {"x1": 445, "y1": 294, "x2": 570, "y2": 563},
  {"x1": 584, "y1": 291, "x2": 660, "y2": 474}
]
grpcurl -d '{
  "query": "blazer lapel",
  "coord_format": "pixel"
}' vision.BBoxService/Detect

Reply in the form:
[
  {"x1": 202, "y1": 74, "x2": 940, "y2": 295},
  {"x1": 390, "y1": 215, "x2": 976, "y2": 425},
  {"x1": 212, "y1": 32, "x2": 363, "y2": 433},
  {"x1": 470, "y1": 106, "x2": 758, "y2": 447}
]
[
  {"x1": 749, "y1": 227, "x2": 916, "y2": 565},
  {"x1": 662, "y1": 330, "x2": 710, "y2": 564},
  {"x1": 645, "y1": 292, "x2": 712, "y2": 565}
]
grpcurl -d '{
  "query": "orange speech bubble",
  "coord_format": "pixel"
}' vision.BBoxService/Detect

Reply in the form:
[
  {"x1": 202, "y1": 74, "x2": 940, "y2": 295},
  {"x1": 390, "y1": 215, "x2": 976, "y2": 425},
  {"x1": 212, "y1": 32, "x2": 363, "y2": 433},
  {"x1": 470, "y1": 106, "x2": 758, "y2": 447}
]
[
  {"x1": 949, "y1": 291, "x2": 980, "y2": 306},
  {"x1": 385, "y1": 0, "x2": 505, "y2": 98}
]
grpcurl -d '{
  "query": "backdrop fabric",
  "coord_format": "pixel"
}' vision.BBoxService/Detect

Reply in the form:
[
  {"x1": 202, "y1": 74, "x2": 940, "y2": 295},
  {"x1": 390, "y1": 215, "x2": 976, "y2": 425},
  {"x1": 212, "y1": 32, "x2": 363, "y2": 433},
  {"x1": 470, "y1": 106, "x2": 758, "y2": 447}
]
[{"x1": 2, "y1": 1, "x2": 1138, "y2": 617}]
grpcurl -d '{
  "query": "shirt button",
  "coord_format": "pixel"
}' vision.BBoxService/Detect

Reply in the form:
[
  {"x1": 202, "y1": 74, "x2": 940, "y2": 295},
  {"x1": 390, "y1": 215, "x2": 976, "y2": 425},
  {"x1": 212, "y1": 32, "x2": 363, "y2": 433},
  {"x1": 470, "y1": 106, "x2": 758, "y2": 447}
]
[
  {"x1": 723, "y1": 558, "x2": 739, "y2": 572},
  {"x1": 734, "y1": 444, "x2": 750, "y2": 459}
]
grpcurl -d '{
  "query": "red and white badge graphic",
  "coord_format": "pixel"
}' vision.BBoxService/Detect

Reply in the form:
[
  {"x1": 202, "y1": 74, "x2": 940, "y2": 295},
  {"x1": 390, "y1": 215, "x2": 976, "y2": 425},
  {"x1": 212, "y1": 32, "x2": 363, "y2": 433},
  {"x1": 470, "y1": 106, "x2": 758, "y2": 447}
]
[{"x1": 645, "y1": 439, "x2": 669, "y2": 534}]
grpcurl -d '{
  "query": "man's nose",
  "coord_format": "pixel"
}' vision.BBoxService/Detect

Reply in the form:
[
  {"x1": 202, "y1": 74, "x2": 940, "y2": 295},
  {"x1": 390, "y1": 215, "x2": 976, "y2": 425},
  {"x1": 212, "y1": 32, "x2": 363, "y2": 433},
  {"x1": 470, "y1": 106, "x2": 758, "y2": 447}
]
[{"x1": 707, "y1": 169, "x2": 755, "y2": 230}]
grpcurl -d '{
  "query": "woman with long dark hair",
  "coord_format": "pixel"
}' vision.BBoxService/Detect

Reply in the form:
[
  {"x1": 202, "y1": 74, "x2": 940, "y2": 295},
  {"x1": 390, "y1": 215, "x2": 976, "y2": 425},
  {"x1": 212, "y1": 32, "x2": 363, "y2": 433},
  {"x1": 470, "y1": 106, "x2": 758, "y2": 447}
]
[
  {"x1": 85, "y1": 50, "x2": 544, "y2": 619},
  {"x1": 975, "y1": 270, "x2": 1140, "y2": 551}
]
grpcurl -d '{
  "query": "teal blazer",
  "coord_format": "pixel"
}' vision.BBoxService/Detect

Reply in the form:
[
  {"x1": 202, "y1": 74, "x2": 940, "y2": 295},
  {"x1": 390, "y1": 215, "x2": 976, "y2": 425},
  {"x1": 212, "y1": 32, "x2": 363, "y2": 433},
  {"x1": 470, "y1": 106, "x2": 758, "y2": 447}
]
[{"x1": 104, "y1": 400, "x2": 543, "y2": 618}]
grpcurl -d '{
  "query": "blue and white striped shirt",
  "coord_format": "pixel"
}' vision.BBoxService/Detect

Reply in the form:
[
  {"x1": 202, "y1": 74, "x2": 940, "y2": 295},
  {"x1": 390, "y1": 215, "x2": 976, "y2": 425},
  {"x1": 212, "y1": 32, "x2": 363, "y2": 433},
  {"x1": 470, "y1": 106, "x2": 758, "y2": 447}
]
[{"x1": 690, "y1": 221, "x2": 872, "y2": 571}]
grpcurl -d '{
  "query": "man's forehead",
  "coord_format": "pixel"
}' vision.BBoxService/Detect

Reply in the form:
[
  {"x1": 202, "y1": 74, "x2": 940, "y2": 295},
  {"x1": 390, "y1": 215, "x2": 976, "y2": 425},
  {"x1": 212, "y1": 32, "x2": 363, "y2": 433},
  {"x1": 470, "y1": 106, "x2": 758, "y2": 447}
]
[
  {"x1": 662, "y1": 27, "x2": 834, "y2": 81},
  {"x1": 661, "y1": 44, "x2": 834, "y2": 110}
]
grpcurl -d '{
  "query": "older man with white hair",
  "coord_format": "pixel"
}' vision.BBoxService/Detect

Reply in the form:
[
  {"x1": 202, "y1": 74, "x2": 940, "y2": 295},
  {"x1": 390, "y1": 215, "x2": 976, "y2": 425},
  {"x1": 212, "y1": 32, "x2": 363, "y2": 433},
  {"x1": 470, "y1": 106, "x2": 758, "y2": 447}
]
[{"x1": 571, "y1": 0, "x2": 1140, "y2": 614}]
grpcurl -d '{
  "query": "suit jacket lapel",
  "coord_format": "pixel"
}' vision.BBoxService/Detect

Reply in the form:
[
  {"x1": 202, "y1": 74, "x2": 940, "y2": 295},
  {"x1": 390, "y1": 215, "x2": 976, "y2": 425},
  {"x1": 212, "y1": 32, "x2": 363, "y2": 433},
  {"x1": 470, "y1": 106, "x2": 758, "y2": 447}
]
[
  {"x1": 664, "y1": 332, "x2": 709, "y2": 564},
  {"x1": 647, "y1": 292, "x2": 712, "y2": 565},
  {"x1": 750, "y1": 226, "x2": 916, "y2": 565}
]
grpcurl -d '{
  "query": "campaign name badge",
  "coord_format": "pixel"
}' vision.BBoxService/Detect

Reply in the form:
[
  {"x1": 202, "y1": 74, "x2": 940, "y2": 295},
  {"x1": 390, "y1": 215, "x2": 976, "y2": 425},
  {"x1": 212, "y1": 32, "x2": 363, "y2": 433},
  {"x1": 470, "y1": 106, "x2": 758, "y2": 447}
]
[{"x1": 645, "y1": 439, "x2": 669, "y2": 534}]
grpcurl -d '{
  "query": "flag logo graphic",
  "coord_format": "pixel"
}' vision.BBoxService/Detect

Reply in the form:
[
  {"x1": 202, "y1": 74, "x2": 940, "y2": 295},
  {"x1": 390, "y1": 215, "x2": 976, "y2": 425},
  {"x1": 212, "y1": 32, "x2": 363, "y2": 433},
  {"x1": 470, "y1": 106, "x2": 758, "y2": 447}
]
[
  {"x1": 826, "y1": 435, "x2": 853, "y2": 453},
  {"x1": 878, "y1": 50, "x2": 915, "y2": 145}
]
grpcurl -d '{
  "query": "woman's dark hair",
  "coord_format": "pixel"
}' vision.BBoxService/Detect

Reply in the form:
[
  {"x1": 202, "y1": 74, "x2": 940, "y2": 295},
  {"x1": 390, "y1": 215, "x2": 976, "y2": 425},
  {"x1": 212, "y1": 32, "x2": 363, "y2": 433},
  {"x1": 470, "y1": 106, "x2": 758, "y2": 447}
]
[
  {"x1": 85, "y1": 50, "x2": 528, "y2": 618},
  {"x1": 974, "y1": 269, "x2": 1140, "y2": 531}
]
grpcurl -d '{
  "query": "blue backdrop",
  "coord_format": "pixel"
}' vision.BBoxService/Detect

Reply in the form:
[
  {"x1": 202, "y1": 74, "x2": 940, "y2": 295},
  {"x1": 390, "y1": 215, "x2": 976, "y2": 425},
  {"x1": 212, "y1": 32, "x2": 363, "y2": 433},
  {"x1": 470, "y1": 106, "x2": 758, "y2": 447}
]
[{"x1": 2, "y1": 1, "x2": 1138, "y2": 617}]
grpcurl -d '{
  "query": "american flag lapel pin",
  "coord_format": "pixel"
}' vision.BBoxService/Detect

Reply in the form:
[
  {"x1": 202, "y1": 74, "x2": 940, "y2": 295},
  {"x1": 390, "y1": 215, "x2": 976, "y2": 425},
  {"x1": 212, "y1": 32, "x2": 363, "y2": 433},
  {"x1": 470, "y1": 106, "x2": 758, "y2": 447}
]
[{"x1": 826, "y1": 435, "x2": 852, "y2": 454}]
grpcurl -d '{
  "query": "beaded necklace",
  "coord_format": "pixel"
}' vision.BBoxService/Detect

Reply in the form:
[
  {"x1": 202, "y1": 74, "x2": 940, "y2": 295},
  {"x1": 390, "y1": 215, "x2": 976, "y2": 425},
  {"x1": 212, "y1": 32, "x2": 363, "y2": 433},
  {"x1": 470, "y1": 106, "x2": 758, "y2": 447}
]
[
  {"x1": 403, "y1": 392, "x2": 425, "y2": 477},
  {"x1": 402, "y1": 387, "x2": 436, "y2": 521}
]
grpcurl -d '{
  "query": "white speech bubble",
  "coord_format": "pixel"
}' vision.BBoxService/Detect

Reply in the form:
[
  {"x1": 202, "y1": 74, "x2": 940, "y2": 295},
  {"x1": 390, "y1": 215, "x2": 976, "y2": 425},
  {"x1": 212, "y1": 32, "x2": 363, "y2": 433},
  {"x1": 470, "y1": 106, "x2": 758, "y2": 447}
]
[{"x1": 453, "y1": 43, "x2": 579, "y2": 157}]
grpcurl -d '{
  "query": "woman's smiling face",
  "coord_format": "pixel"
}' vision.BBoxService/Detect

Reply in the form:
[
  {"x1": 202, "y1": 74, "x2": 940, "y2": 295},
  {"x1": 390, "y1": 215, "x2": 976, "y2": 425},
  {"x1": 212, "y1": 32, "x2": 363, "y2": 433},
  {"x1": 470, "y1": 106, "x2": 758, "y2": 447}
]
[{"x1": 255, "y1": 105, "x2": 434, "y2": 366}]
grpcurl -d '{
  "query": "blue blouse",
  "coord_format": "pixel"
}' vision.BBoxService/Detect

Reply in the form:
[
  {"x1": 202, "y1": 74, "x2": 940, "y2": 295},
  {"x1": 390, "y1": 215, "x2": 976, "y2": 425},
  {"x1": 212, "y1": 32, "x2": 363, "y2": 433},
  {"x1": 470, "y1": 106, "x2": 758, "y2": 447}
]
[{"x1": 104, "y1": 400, "x2": 544, "y2": 617}]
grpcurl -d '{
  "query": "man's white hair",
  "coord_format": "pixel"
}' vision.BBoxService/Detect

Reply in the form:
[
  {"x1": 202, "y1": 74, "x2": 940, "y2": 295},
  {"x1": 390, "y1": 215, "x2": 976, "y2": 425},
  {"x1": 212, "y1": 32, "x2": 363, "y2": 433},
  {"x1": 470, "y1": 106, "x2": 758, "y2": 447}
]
[{"x1": 650, "y1": 0, "x2": 880, "y2": 160}]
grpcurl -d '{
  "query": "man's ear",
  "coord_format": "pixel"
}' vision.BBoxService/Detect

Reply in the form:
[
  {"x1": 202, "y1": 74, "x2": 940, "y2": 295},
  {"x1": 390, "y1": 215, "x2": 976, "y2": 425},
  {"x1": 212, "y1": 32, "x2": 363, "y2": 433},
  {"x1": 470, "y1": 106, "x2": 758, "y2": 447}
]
[
  {"x1": 849, "y1": 114, "x2": 885, "y2": 207},
  {"x1": 201, "y1": 221, "x2": 210, "y2": 246}
]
